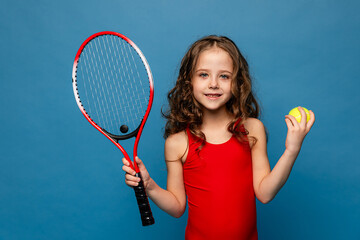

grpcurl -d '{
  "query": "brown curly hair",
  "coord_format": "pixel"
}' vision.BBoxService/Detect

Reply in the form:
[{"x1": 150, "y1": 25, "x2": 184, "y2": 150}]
[{"x1": 162, "y1": 35, "x2": 260, "y2": 145}]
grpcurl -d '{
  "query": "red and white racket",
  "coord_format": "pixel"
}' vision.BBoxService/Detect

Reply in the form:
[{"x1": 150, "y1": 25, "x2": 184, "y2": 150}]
[{"x1": 72, "y1": 31, "x2": 155, "y2": 226}]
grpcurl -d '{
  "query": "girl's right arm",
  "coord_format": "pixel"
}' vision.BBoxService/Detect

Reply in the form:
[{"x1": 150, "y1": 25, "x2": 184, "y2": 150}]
[{"x1": 122, "y1": 132, "x2": 188, "y2": 218}]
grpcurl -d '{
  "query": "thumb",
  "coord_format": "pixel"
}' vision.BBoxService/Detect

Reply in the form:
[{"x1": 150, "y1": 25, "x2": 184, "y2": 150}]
[
  {"x1": 135, "y1": 156, "x2": 142, "y2": 164},
  {"x1": 135, "y1": 156, "x2": 145, "y2": 169},
  {"x1": 135, "y1": 156, "x2": 149, "y2": 174}
]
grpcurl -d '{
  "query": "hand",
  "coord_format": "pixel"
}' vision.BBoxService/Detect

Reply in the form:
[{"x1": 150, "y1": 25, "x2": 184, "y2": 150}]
[
  {"x1": 122, "y1": 156, "x2": 152, "y2": 189},
  {"x1": 284, "y1": 107, "x2": 315, "y2": 153}
]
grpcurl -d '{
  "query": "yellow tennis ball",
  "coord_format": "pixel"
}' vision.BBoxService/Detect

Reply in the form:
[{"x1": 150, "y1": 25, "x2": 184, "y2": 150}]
[{"x1": 289, "y1": 107, "x2": 310, "y2": 123}]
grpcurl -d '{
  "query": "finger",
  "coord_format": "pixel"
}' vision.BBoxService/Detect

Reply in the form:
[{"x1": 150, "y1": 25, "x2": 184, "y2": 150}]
[
  {"x1": 135, "y1": 156, "x2": 142, "y2": 164},
  {"x1": 122, "y1": 158, "x2": 130, "y2": 166},
  {"x1": 284, "y1": 117, "x2": 294, "y2": 129},
  {"x1": 285, "y1": 115, "x2": 298, "y2": 128},
  {"x1": 125, "y1": 172, "x2": 141, "y2": 187},
  {"x1": 123, "y1": 157, "x2": 137, "y2": 174},
  {"x1": 125, "y1": 178, "x2": 140, "y2": 187},
  {"x1": 122, "y1": 165, "x2": 136, "y2": 175},
  {"x1": 306, "y1": 110, "x2": 316, "y2": 131},
  {"x1": 135, "y1": 156, "x2": 146, "y2": 170},
  {"x1": 298, "y1": 106, "x2": 307, "y2": 126},
  {"x1": 125, "y1": 173, "x2": 141, "y2": 182},
  {"x1": 122, "y1": 157, "x2": 135, "y2": 168}
]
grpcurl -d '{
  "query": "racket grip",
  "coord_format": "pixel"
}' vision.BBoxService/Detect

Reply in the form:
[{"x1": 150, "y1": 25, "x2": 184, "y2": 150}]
[{"x1": 133, "y1": 173, "x2": 155, "y2": 226}]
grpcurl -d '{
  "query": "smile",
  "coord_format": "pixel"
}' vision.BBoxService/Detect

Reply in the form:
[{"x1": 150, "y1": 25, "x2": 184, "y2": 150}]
[{"x1": 205, "y1": 93, "x2": 222, "y2": 99}]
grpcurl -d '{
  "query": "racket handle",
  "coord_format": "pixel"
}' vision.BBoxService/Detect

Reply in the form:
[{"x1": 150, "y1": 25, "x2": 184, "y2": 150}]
[{"x1": 133, "y1": 173, "x2": 155, "y2": 226}]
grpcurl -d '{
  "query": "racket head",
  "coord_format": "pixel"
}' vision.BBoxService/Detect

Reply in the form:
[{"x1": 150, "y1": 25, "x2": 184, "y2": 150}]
[{"x1": 72, "y1": 31, "x2": 154, "y2": 172}]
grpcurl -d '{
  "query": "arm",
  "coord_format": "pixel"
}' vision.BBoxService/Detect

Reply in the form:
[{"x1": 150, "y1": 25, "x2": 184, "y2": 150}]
[
  {"x1": 122, "y1": 132, "x2": 187, "y2": 218},
  {"x1": 247, "y1": 107, "x2": 315, "y2": 203}
]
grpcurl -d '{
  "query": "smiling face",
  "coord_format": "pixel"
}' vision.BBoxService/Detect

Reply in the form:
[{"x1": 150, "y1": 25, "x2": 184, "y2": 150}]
[{"x1": 191, "y1": 46, "x2": 234, "y2": 115}]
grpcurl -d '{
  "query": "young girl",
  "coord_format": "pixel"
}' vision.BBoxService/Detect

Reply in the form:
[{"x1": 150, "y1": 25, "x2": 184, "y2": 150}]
[{"x1": 122, "y1": 35, "x2": 315, "y2": 239}]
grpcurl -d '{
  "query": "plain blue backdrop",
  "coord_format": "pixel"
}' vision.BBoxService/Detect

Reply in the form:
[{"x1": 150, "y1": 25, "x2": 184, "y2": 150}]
[{"x1": 1, "y1": 0, "x2": 359, "y2": 239}]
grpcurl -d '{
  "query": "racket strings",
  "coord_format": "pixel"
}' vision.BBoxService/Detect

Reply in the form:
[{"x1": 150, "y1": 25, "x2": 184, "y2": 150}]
[
  {"x1": 90, "y1": 42, "x2": 112, "y2": 128},
  {"x1": 121, "y1": 41, "x2": 148, "y2": 122},
  {"x1": 117, "y1": 39, "x2": 147, "y2": 127},
  {"x1": 106, "y1": 37, "x2": 126, "y2": 125},
  {"x1": 99, "y1": 37, "x2": 123, "y2": 128},
  {"x1": 76, "y1": 34, "x2": 150, "y2": 136}
]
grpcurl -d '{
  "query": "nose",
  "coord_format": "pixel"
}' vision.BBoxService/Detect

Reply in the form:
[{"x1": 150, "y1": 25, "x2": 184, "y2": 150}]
[{"x1": 208, "y1": 77, "x2": 219, "y2": 89}]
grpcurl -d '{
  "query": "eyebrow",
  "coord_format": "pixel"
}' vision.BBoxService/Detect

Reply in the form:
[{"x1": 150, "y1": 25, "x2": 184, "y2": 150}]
[{"x1": 195, "y1": 69, "x2": 233, "y2": 74}]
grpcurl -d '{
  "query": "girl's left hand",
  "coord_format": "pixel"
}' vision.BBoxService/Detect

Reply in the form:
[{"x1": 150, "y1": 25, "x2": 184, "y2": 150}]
[{"x1": 284, "y1": 107, "x2": 315, "y2": 153}]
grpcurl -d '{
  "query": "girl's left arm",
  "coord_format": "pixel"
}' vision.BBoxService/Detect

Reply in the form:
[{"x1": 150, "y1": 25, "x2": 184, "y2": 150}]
[{"x1": 248, "y1": 107, "x2": 315, "y2": 203}]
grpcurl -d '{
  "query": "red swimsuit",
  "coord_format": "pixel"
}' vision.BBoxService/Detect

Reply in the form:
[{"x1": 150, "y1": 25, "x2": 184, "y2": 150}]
[{"x1": 183, "y1": 127, "x2": 258, "y2": 240}]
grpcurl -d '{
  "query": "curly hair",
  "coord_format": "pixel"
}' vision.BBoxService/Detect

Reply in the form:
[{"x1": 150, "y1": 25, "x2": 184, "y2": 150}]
[{"x1": 162, "y1": 35, "x2": 260, "y2": 145}]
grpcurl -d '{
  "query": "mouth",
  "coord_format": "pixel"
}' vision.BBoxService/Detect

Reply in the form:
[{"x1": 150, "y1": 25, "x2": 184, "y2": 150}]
[{"x1": 204, "y1": 93, "x2": 222, "y2": 99}]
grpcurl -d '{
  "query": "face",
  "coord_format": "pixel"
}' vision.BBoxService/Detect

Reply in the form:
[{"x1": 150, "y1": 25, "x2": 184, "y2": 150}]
[{"x1": 192, "y1": 47, "x2": 233, "y2": 114}]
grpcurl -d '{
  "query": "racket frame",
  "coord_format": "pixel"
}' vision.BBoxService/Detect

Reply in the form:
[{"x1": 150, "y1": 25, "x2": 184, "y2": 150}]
[
  {"x1": 72, "y1": 31, "x2": 154, "y2": 174},
  {"x1": 72, "y1": 31, "x2": 155, "y2": 226}
]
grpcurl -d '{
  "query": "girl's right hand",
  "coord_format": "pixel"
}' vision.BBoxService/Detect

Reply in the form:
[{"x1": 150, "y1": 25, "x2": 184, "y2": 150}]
[{"x1": 122, "y1": 156, "x2": 152, "y2": 189}]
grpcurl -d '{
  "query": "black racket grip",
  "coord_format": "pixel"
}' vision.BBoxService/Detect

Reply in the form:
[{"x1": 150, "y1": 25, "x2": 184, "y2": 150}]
[{"x1": 133, "y1": 173, "x2": 155, "y2": 226}]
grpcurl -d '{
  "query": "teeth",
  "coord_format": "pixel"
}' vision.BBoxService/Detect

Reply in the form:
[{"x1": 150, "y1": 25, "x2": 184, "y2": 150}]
[{"x1": 206, "y1": 94, "x2": 221, "y2": 97}]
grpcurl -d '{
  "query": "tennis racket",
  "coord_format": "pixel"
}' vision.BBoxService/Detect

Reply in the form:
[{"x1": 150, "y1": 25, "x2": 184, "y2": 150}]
[{"x1": 72, "y1": 31, "x2": 155, "y2": 226}]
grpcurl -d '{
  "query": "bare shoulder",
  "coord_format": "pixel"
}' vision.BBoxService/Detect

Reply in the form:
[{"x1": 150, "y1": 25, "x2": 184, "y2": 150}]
[
  {"x1": 165, "y1": 131, "x2": 188, "y2": 162},
  {"x1": 243, "y1": 118, "x2": 266, "y2": 148},
  {"x1": 243, "y1": 117, "x2": 265, "y2": 134}
]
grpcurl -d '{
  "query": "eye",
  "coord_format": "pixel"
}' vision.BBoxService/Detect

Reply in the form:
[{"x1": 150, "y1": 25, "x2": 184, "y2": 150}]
[
  {"x1": 220, "y1": 74, "x2": 230, "y2": 80},
  {"x1": 199, "y1": 73, "x2": 208, "y2": 78}
]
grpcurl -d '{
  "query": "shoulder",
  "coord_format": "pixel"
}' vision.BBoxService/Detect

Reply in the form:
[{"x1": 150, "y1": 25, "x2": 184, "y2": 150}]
[
  {"x1": 165, "y1": 131, "x2": 188, "y2": 149},
  {"x1": 165, "y1": 131, "x2": 188, "y2": 162},
  {"x1": 242, "y1": 118, "x2": 266, "y2": 148},
  {"x1": 243, "y1": 117, "x2": 265, "y2": 133}
]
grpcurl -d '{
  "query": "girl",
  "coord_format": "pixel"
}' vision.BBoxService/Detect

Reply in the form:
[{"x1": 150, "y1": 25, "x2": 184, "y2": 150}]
[{"x1": 122, "y1": 35, "x2": 315, "y2": 239}]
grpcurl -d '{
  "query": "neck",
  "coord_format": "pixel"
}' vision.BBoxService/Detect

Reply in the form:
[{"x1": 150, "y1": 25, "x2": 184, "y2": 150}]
[{"x1": 201, "y1": 108, "x2": 233, "y2": 130}]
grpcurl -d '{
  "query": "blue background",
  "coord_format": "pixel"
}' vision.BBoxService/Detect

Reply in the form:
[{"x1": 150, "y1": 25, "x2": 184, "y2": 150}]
[{"x1": 1, "y1": 0, "x2": 359, "y2": 239}]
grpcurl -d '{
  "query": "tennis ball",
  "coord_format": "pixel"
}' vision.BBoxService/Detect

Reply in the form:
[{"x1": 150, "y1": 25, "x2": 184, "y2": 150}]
[{"x1": 289, "y1": 107, "x2": 310, "y2": 123}]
